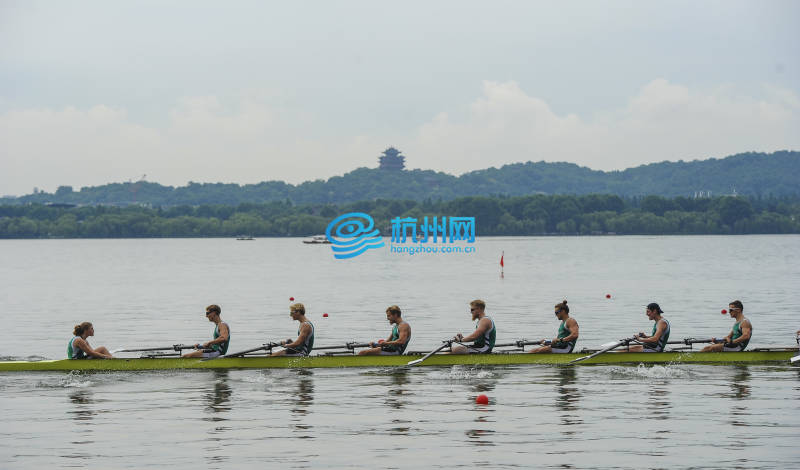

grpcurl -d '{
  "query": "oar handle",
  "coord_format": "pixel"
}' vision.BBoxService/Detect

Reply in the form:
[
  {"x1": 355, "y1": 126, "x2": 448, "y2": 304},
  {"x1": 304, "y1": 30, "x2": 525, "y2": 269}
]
[{"x1": 314, "y1": 342, "x2": 371, "y2": 351}]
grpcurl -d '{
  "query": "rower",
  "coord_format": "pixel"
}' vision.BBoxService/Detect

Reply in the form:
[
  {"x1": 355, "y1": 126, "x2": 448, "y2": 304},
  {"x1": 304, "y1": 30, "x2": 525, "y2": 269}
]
[
  {"x1": 529, "y1": 300, "x2": 578, "y2": 353},
  {"x1": 359, "y1": 305, "x2": 411, "y2": 356},
  {"x1": 627, "y1": 302, "x2": 670, "y2": 352},
  {"x1": 701, "y1": 300, "x2": 752, "y2": 352},
  {"x1": 451, "y1": 299, "x2": 496, "y2": 354},
  {"x1": 68, "y1": 322, "x2": 113, "y2": 359},
  {"x1": 272, "y1": 302, "x2": 314, "y2": 357},
  {"x1": 182, "y1": 304, "x2": 230, "y2": 358}
]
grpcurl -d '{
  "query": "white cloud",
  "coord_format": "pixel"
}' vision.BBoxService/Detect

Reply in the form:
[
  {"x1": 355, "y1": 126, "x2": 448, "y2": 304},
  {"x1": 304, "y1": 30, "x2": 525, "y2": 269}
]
[
  {"x1": 1, "y1": 79, "x2": 798, "y2": 196},
  {"x1": 410, "y1": 79, "x2": 800, "y2": 174}
]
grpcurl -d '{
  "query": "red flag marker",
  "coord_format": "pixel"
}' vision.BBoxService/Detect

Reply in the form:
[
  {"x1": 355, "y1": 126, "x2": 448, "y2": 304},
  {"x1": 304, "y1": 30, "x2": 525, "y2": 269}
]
[{"x1": 500, "y1": 252, "x2": 504, "y2": 268}]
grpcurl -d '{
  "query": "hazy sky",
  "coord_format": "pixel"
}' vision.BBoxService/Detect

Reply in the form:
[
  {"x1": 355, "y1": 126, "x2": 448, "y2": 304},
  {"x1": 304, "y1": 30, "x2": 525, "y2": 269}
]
[{"x1": 1, "y1": 0, "x2": 798, "y2": 195}]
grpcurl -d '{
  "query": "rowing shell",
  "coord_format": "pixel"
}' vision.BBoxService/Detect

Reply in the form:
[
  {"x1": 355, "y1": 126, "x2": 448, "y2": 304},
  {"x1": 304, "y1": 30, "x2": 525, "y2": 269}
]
[{"x1": 1, "y1": 349, "x2": 797, "y2": 372}]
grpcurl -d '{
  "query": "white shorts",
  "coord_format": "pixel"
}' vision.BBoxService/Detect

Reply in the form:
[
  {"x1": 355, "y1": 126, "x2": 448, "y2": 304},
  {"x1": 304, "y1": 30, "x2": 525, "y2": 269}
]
[
  {"x1": 378, "y1": 349, "x2": 402, "y2": 356},
  {"x1": 641, "y1": 347, "x2": 663, "y2": 353},
  {"x1": 551, "y1": 344, "x2": 574, "y2": 354},
  {"x1": 723, "y1": 344, "x2": 745, "y2": 352},
  {"x1": 201, "y1": 351, "x2": 222, "y2": 359},
  {"x1": 464, "y1": 344, "x2": 492, "y2": 354}
]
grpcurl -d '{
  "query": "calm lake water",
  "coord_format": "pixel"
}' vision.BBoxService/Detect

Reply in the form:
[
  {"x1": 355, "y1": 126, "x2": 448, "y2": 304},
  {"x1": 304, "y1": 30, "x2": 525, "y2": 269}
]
[{"x1": 1, "y1": 236, "x2": 799, "y2": 469}]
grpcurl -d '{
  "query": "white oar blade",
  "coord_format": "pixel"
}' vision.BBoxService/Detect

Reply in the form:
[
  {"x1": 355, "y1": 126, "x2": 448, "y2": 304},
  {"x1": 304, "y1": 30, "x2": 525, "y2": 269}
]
[
  {"x1": 599, "y1": 341, "x2": 620, "y2": 349},
  {"x1": 790, "y1": 354, "x2": 800, "y2": 363},
  {"x1": 406, "y1": 358, "x2": 423, "y2": 366}
]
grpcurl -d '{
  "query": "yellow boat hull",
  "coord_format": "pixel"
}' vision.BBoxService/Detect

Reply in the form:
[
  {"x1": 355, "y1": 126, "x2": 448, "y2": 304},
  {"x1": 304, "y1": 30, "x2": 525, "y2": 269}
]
[{"x1": 0, "y1": 349, "x2": 796, "y2": 371}]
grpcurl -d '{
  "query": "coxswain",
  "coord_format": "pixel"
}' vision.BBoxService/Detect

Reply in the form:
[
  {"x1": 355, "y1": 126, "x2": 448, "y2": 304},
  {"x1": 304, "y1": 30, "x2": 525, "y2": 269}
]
[
  {"x1": 272, "y1": 302, "x2": 314, "y2": 356},
  {"x1": 359, "y1": 305, "x2": 411, "y2": 355},
  {"x1": 701, "y1": 300, "x2": 752, "y2": 352},
  {"x1": 68, "y1": 322, "x2": 113, "y2": 359},
  {"x1": 451, "y1": 299, "x2": 496, "y2": 354},
  {"x1": 182, "y1": 304, "x2": 230, "y2": 358},
  {"x1": 529, "y1": 300, "x2": 579, "y2": 353}
]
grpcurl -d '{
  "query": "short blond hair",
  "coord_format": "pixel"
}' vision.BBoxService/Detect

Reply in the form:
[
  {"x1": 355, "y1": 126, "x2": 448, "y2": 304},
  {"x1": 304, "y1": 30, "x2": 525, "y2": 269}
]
[
  {"x1": 386, "y1": 305, "x2": 402, "y2": 317},
  {"x1": 290, "y1": 303, "x2": 305, "y2": 315},
  {"x1": 470, "y1": 299, "x2": 486, "y2": 310}
]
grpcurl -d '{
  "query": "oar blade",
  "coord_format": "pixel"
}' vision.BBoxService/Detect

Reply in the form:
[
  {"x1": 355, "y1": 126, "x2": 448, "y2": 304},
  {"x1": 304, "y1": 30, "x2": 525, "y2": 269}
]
[{"x1": 407, "y1": 341, "x2": 451, "y2": 366}]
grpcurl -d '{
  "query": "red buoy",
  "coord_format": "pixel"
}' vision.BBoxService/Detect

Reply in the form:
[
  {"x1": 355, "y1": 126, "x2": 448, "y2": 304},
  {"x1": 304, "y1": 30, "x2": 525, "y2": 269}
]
[
  {"x1": 289, "y1": 297, "x2": 295, "y2": 301},
  {"x1": 721, "y1": 309, "x2": 727, "y2": 314},
  {"x1": 606, "y1": 294, "x2": 611, "y2": 299},
  {"x1": 475, "y1": 394, "x2": 489, "y2": 405},
  {"x1": 322, "y1": 313, "x2": 329, "y2": 318}
]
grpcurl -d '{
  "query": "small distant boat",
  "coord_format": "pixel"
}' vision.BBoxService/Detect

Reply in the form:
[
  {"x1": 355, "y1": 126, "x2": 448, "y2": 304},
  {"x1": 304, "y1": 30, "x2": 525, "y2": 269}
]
[
  {"x1": 236, "y1": 235, "x2": 255, "y2": 241},
  {"x1": 303, "y1": 235, "x2": 331, "y2": 244}
]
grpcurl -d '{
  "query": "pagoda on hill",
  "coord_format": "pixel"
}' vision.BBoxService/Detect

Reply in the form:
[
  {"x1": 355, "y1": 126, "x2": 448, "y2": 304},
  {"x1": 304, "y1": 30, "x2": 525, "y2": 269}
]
[{"x1": 378, "y1": 147, "x2": 406, "y2": 170}]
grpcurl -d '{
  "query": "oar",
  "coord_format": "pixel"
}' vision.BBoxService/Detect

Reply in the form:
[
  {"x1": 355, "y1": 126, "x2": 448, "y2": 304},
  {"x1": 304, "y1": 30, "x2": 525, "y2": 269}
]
[
  {"x1": 113, "y1": 344, "x2": 196, "y2": 353},
  {"x1": 213, "y1": 342, "x2": 280, "y2": 359},
  {"x1": 407, "y1": 340, "x2": 453, "y2": 366},
  {"x1": 314, "y1": 342, "x2": 372, "y2": 351},
  {"x1": 494, "y1": 340, "x2": 548, "y2": 349},
  {"x1": 569, "y1": 337, "x2": 636, "y2": 364}
]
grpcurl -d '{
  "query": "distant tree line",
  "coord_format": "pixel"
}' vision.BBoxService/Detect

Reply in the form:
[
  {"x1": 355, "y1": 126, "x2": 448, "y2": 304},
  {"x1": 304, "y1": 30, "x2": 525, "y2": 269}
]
[
  {"x1": 1, "y1": 194, "x2": 798, "y2": 238},
  {"x1": 2, "y1": 151, "x2": 798, "y2": 207}
]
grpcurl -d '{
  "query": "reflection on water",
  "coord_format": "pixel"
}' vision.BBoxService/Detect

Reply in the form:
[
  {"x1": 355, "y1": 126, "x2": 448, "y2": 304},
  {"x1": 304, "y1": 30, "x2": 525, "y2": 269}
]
[
  {"x1": 68, "y1": 388, "x2": 96, "y2": 423},
  {"x1": 204, "y1": 370, "x2": 233, "y2": 418},
  {"x1": 647, "y1": 386, "x2": 671, "y2": 430},
  {"x1": 556, "y1": 366, "x2": 582, "y2": 430},
  {"x1": 384, "y1": 369, "x2": 411, "y2": 410},
  {"x1": 385, "y1": 369, "x2": 412, "y2": 435},
  {"x1": 291, "y1": 369, "x2": 314, "y2": 435},
  {"x1": 730, "y1": 367, "x2": 751, "y2": 400},
  {"x1": 203, "y1": 371, "x2": 233, "y2": 466},
  {"x1": 466, "y1": 367, "x2": 497, "y2": 447},
  {"x1": 729, "y1": 367, "x2": 751, "y2": 427},
  {"x1": 67, "y1": 388, "x2": 96, "y2": 453}
]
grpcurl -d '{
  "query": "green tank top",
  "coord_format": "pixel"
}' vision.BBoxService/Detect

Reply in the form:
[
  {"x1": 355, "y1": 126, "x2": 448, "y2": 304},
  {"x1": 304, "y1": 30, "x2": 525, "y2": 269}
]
[
  {"x1": 68, "y1": 336, "x2": 86, "y2": 359},
  {"x1": 296, "y1": 321, "x2": 314, "y2": 355},
  {"x1": 554, "y1": 320, "x2": 576, "y2": 348},
  {"x1": 212, "y1": 323, "x2": 230, "y2": 354},
  {"x1": 732, "y1": 321, "x2": 750, "y2": 349},
  {"x1": 386, "y1": 322, "x2": 410, "y2": 354},
  {"x1": 645, "y1": 318, "x2": 670, "y2": 351},
  {"x1": 472, "y1": 316, "x2": 496, "y2": 351}
]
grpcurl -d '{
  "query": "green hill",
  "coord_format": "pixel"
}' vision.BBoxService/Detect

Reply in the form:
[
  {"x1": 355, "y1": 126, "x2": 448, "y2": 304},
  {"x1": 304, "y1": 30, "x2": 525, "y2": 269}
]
[{"x1": 3, "y1": 150, "x2": 797, "y2": 206}]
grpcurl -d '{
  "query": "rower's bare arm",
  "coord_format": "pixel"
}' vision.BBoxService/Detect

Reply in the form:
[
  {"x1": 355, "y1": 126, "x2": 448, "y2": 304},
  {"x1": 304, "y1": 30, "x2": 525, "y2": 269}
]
[
  {"x1": 739, "y1": 320, "x2": 753, "y2": 342},
  {"x1": 460, "y1": 318, "x2": 490, "y2": 342},
  {"x1": 638, "y1": 320, "x2": 666, "y2": 343},
  {"x1": 286, "y1": 323, "x2": 312, "y2": 348},
  {"x1": 389, "y1": 323, "x2": 411, "y2": 346},
  {"x1": 204, "y1": 323, "x2": 230, "y2": 348},
  {"x1": 564, "y1": 318, "x2": 579, "y2": 342},
  {"x1": 76, "y1": 338, "x2": 111, "y2": 359}
]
